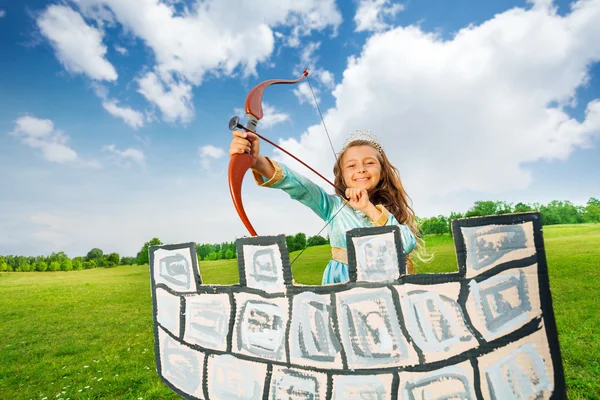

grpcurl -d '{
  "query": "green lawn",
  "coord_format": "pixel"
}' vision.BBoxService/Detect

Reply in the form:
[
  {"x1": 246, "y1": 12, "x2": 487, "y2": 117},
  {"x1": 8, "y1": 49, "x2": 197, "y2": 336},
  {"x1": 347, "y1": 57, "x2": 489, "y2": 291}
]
[{"x1": 1, "y1": 224, "x2": 599, "y2": 399}]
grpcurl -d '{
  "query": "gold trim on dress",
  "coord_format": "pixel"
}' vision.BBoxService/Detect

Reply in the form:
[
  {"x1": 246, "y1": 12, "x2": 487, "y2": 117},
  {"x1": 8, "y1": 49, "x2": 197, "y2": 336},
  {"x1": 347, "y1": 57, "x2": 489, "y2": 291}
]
[
  {"x1": 252, "y1": 157, "x2": 284, "y2": 187},
  {"x1": 331, "y1": 246, "x2": 348, "y2": 264},
  {"x1": 372, "y1": 204, "x2": 390, "y2": 226}
]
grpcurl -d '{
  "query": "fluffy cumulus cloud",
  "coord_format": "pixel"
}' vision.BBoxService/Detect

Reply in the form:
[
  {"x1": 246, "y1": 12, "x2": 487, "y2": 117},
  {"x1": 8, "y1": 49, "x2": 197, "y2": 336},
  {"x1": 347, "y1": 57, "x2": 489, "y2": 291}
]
[
  {"x1": 293, "y1": 82, "x2": 319, "y2": 107},
  {"x1": 355, "y1": 0, "x2": 405, "y2": 32},
  {"x1": 114, "y1": 45, "x2": 127, "y2": 55},
  {"x1": 137, "y1": 71, "x2": 194, "y2": 124},
  {"x1": 274, "y1": 0, "x2": 600, "y2": 216},
  {"x1": 295, "y1": 42, "x2": 336, "y2": 90},
  {"x1": 199, "y1": 144, "x2": 225, "y2": 170},
  {"x1": 37, "y1": 5, "x2": 117, "y2": 81},
  {"x1": 11, "y1": 116, "x2": 79, "y2": 164},
  {"x1": 103, "y1": 144, "x2": 146, "y2": 166},
  {"x1": 102, "y1": 100, "x2": 145, "y2": 129},
  {"x1": 63, "y1": 0, "x2": 342, "y2": 124},
  {"x1": 261, "y1": 103, "x2": 290, "y2": 128}
]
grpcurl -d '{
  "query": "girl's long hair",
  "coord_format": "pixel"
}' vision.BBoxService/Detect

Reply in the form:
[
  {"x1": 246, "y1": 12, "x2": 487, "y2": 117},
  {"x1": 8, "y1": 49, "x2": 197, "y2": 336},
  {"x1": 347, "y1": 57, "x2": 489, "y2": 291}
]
[{"x1": 333, "y1": 140, "x2": 430, "y2": 273}]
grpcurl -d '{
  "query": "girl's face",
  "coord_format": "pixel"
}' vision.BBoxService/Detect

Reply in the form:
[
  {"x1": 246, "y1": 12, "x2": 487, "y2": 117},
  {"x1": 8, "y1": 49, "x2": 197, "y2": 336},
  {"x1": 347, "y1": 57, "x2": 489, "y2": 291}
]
[{"x1": 341, "y1": 145, "x2": 382, "y2": 191}]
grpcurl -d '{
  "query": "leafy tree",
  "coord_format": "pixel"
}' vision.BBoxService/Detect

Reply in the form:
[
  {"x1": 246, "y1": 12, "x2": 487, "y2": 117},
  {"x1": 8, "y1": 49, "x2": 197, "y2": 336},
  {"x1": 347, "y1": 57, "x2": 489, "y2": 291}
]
[
  {"x1": 120, "y1": 256, "x2": 136, "y2": 265},
  {"x1": 73, "y1": 258, "x2": 83, "y2": 270},
  {"x1": 540, "y1": 200, "x2": 582, "y2": 225},
  {"x1": 225, "y1": 249, "x2": 234, "y2": 259},
  {"x1": 465, "y1": 201, "x2": 501, "y2": 217},
  {"x1": 496, "y1": 201, "x2": 513, "y2": 214},
  {"x1": 18, "y1": 262, "x2": 33, "y2": 272},
  {"x1": 514, "y1": 202, "x2": 534, "y2": 213},
  {"x1": 36, "y1": 261, "x2": 48, "y2": 272},
  {"x1": 0, "y1": 256, "x2": 7, "y2": 272},
  {"x1": 136, "y1": 238, "x2": 163, "y2": 266},
  {"x1": 307, "y1": 235, "x2": 328, "y2": 246},
  {"x1": 583, "y1": 197, "x2": 600, "y2": 223},
  {"x1": 60, "y1": 259, "x2": 73, "y2": 271},
  {"x1": 105, "y1": 253, "x2": 120, "y2": 267},
  {"x1": 48, "y1": 261, "x2": 60, "y2": 272},
  {"x1": 86, "y1": 248, "x2": 104, "y2": 263},
  {"x1": 294, "y1": 233, "x2": 307, "y2": 251},
  {"x1": 286, "y1": 235, "x2": 297, "y2": 252},
  {"x1": 420, "y1": 216, "x2": 449, "y2": 235},
  {"x1": 49, "y1": 251, "x2": 69, "y2": 263}
]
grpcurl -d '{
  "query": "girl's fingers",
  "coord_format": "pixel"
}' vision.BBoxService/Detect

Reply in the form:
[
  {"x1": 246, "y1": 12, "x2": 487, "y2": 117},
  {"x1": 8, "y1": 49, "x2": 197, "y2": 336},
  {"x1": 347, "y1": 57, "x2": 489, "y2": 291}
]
[
  {"x1": 232, "y1": 137, "x2": 250, "y2": 146},
  {"x1": 232, "y1": 130, "x2": 247, "y2": 138}
]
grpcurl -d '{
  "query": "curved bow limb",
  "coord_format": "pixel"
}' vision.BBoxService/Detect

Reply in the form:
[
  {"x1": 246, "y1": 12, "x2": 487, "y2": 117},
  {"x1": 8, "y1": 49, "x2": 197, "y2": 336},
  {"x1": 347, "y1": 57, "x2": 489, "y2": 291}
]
[
  {"x1": 228, "y1": 69, "x2": 310, "y2": 237},
  {"x1": 228, "y1": 153, "x2": 257, "y2": 236}
]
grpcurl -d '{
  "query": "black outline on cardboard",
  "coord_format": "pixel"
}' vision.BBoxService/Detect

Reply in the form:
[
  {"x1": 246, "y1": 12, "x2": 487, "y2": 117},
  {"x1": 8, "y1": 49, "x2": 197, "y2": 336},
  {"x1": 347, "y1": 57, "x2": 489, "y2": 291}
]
[{"x1": 148, "y1": 212, "x2": 566, "y2": 399}]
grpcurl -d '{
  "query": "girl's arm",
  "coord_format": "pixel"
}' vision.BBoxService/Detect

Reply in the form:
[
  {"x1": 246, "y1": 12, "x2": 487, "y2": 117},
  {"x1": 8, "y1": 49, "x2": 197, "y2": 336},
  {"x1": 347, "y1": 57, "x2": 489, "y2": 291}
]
[
  {"x1": 252, "y1": 158, "x2": 340, "y2": 221},
  {"x1": 229, "y1": 129, "x2": 339, "y2": 221}
]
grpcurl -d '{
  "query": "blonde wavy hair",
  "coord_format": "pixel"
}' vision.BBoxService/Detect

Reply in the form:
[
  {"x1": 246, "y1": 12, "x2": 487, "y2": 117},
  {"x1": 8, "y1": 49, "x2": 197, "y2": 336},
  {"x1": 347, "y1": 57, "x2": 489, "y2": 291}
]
[{"x1": 333, "y1": 140, "x2": 430, "y2": 274}]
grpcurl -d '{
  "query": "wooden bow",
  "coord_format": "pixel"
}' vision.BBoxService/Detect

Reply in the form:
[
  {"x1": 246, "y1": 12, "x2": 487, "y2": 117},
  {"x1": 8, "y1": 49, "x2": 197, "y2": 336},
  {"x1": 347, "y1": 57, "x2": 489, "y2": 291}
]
[{"x1": 228, "y1": 68, "x2": 341, "y2": 236}]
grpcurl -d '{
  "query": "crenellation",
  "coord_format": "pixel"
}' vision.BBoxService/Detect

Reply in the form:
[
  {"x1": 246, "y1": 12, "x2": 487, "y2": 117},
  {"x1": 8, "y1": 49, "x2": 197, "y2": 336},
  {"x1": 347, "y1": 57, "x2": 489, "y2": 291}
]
[{"x1": 149, "y1": 212, "x2": 565, "y2": 399}]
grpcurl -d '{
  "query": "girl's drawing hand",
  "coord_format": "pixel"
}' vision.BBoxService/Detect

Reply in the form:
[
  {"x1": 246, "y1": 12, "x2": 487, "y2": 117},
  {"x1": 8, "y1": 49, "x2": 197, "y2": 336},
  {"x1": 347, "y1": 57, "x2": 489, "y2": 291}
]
[
  {"x1": 230, "y1": 130, "x2": 261, "y2": 167},
  {"x1": 345, "y1": 188, "x2": 370, "y2": 212}
]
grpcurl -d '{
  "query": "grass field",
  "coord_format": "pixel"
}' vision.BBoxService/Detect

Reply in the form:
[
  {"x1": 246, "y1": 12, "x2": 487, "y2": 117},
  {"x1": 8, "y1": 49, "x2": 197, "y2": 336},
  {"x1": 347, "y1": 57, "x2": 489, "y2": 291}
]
[{"x1": 1, "y1": 224, "x2": 599, "y2": 399}]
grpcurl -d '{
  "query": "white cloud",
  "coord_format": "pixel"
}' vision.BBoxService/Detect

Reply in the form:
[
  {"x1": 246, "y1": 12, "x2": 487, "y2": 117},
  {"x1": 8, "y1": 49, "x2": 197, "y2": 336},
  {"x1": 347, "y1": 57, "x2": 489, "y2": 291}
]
[
  {"x1": 293, "y1": 82, "x2": 319, "y2": 107},
  {"x1": 0, "y1": 9, "x2": 6, "y2": 18},
  {"x1": 103, "y1": 144, "x2": 146, "y2": 166},
  {"x1": 261, "y1": 103, "x2": 290, "y2": 128},
  {"x1": 355, "y1": 0, "x2": 405, "y2": 32},
  {"x1": 11, "y1": 116, "x2": 79, "y2": 164},
  {"x1": 69, "y1": 0, "x2": 341, "y2": 123},
  {"x1": 37, "y1": 5, "x2": 117, "y2": 81},
  {"x1": 102, "y1": 100, "x2": 145, "y2": 129},
  {"x1": 12, "y1": 115, "x2": 54, "y2": 137},
  {"x1": 317, "y1": 69, "x2": 335, "y2": 89},
  {"x1": 274, "y1": 0, "x2": 600, "y2": 218},
  {"x1": 137, "y1": 71, "x2": 194, "y2": 124},
  {"x1": 92, "y1": 83, "x2": 146, "y2": 128},
  {"x1": 296, "y1": 42, "x2": 336, "y2": 89},
  {"x1": 199, "y1": 145, "x2": 225, "y2": 170},
  {"x1": 114, "y1": 45, "x2": 127, "y2": 55}
]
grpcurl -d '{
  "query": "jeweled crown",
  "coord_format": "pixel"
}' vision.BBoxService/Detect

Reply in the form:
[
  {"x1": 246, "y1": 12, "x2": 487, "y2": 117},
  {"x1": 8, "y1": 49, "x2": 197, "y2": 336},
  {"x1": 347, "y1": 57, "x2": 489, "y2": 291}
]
[{"x1": 341, "y1": 128, "x2": 383, "y2": 153}]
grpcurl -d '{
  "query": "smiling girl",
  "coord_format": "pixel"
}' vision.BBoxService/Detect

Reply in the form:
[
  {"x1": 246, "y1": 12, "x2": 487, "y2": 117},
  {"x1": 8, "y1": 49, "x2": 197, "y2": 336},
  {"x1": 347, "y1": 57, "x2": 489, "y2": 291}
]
[{"x1": 229, "y1": 128, "x2": 420, "y2": 284}]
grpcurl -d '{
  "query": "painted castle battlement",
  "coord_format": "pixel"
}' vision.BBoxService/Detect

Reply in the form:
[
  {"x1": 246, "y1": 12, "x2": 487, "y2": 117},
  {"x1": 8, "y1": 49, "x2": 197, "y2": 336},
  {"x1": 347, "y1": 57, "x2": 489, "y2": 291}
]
[{"x1": 149, "y1": 212, "x2": 566, "y2": 399}]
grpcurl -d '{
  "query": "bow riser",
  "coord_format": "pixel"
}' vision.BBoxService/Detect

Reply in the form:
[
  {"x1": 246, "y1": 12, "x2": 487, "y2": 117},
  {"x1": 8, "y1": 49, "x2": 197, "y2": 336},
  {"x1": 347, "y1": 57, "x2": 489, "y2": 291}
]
[{"x1": 228, "y1": 69, "x2": 310, "y2": 237}]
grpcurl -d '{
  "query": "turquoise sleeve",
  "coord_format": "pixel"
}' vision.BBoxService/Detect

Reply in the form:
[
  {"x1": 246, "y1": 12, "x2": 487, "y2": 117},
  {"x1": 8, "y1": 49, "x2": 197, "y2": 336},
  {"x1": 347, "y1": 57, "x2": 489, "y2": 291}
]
[
  {"x1": 262, "y1": 162, "x2": 340, "y2": 222},
  {"x1": 387, "y1": 213, "x2": 417, "y2": 254}
]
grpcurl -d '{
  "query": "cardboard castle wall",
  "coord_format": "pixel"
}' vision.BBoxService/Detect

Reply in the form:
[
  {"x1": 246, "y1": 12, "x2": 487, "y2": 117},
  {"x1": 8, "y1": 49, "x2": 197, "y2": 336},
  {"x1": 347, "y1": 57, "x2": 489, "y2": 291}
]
[{"x1": 149, "y1": 212, "x2": 566, "y2": 399}]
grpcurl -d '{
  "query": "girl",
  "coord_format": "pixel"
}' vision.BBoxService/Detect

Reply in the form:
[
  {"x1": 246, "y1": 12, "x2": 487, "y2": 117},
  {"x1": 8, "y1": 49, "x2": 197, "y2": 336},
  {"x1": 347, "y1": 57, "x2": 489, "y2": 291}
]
[{"x1": 229, "y1": 128, "x2": 420, "y2": 284}]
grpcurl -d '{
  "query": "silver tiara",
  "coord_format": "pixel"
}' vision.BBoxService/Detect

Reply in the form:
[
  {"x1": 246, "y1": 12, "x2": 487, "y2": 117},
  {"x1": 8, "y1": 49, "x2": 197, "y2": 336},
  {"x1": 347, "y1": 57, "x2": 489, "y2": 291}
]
[{"x1": 341, "y1": 128, "x2": 383, "y2": 153}]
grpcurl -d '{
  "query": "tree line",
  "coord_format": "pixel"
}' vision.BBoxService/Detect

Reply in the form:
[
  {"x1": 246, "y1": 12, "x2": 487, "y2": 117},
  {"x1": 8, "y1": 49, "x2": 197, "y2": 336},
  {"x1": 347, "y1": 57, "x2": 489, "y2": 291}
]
[
  {"x1": 418, "y1": 197, "x2": 600, "y2": 236},
  {"x1": 0, "y1": 249, "x2": 133, "y2": 273},
  {"x1": 1, "y1": 197, "x2": 597, "y2": 272}
]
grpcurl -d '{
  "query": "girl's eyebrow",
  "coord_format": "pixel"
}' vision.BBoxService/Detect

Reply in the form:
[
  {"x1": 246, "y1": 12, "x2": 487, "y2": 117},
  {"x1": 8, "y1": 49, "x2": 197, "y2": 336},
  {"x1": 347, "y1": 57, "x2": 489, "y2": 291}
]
[{"x1": 345, "y1": 156, "x2": 377, "y2": 164}]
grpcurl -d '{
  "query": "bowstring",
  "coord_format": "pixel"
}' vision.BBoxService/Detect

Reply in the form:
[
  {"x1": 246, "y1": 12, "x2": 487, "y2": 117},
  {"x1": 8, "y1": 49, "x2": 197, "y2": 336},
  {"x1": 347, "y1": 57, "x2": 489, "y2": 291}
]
[{"x1": 289, "y1": 74, "x2": 350, "y2": 267}]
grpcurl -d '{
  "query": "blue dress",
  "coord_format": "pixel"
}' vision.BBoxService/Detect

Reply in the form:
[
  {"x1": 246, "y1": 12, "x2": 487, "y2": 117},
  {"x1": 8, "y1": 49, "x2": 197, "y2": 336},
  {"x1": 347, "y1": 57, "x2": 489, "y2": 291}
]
[{"x1": 253, "y1": 159, "x2": 416, "y2": 284}]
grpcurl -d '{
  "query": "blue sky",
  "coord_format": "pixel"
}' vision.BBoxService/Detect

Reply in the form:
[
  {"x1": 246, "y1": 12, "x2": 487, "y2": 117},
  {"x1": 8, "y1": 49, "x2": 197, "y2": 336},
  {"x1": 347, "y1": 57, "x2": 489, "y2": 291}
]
[{"x1": 0, "y1": 0, "x2": 599, "y2": 257}]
